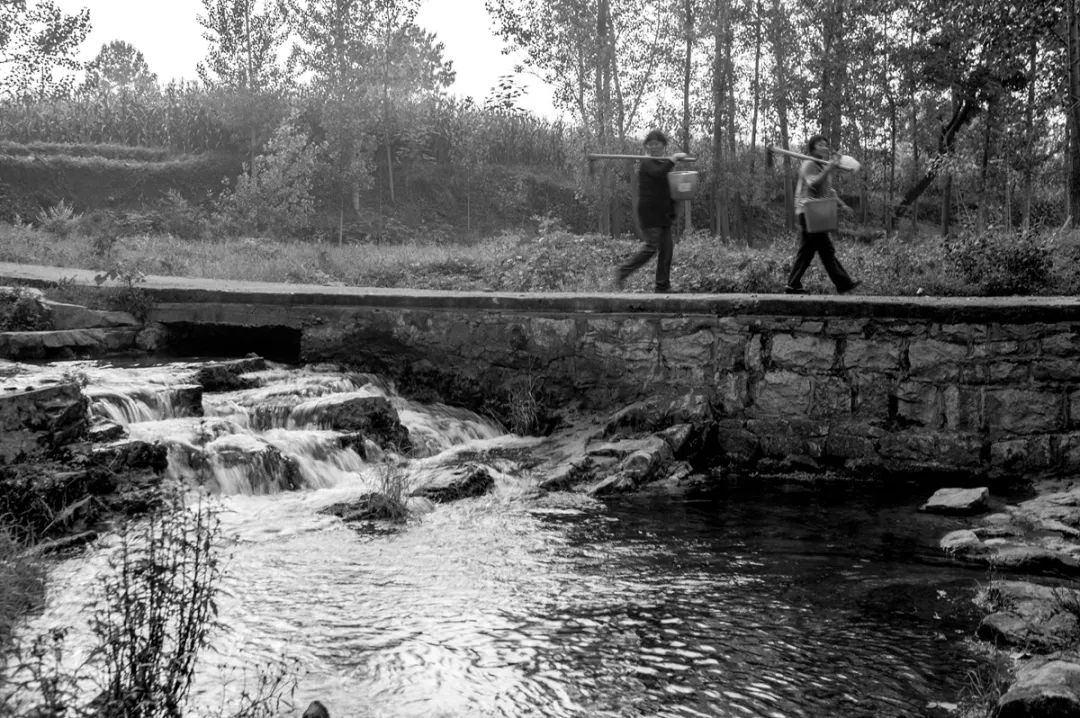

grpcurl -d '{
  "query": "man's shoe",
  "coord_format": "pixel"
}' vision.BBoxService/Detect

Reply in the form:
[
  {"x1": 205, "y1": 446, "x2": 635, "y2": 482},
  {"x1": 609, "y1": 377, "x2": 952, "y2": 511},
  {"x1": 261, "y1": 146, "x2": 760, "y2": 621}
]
[
  {"x1": 784, "y1": 285, "x2": 807, "y2": 294},
  {"x1": 839, "y1": 280, "x2": 862, "y2": 295}
]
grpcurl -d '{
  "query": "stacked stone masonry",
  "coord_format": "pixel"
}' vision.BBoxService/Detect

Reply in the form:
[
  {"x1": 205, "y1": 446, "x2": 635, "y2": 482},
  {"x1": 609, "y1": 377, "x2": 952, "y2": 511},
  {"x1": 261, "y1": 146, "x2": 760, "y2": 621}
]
[
  {"x1": 282, "y1": 300, "x2": 1080, "y2": 480},
  {"x1": 2, "y1": 260, "x2": 1070, "y2": 480}
]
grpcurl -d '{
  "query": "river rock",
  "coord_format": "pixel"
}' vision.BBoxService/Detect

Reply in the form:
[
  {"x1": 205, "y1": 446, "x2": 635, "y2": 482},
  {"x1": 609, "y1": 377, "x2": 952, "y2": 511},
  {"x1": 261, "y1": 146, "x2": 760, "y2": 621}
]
[
  {"x1": 1016, "y1": 488, "x2": 1080, "y2": 530},
  {"x1": 603, "y1": 392, "x2": 713, "y2": 438},
  {"x1": 921, "y1": 486, "x2": 990, "y2": 515},
  {"x1": 292, "y1": 393, "x2": 411, "y2": 452},
  {"x1": 193, "y1": 357, "x2": 267, "y2": 392},
  {"x1": 997, "y1": 656, "x2": 1080, "y2": 718},
  {"x1": 91, "y1": 440, "x2": 169, "y2": 473},
  {"x1": 0, "y1": 381, "x2": 89, "y2": 461},
  {"x1": 88, "y1": 419, "x2": 126, "y2": 443},
  {"x1": 40, "y1": 299, "x2": 139, "y2": 330},
  {"x1": 975, "y1": 581, "x2": 1080, "y2": 653},
  {"x1": 410, "y1": 462, "x2": 496, "y2": 503},
  {"x1": 537, "y1": 456, "x2": 595, "y2": 492},
  {"x1": 586, "y1": 473, "x2": 636, "y2": 496},
  {"x1": 619, "y1": 439, "x2": 674, "y2": 482},
  {"x1": 322, "y1": 493, "x2": 409, "y2": 522},
  {"x1": 941, "y1": 530, "x2": 1080, "y2": 574},
  {"x1": 0, "y1": 328, "x2": 139, "y2": 360}
]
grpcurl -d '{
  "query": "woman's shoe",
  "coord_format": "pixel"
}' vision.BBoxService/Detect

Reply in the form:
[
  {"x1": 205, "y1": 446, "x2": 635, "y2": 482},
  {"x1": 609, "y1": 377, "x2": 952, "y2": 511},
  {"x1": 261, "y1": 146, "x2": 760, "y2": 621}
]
[{"x1": 784, "y1": 285, "x2": 807, "y2": 294}]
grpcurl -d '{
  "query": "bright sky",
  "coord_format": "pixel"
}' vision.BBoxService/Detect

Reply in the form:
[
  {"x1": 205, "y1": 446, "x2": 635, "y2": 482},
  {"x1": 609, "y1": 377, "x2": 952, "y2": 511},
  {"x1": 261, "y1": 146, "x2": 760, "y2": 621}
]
[{"x1": 52, "y1": 0, "x2": 555, "y2": 116}]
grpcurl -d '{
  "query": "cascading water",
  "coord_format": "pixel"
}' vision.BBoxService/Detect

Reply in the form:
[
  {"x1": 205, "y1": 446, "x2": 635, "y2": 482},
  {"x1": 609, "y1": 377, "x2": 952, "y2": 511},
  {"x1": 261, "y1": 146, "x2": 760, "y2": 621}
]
[{"x1": 7, "y1": 359, "x2": 992, "y2": 718}]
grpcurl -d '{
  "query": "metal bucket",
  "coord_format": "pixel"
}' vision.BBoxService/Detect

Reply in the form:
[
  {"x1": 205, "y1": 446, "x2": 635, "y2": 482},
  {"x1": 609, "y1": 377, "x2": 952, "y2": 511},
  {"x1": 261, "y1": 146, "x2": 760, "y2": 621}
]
[
  {"x1": 668, "y1": 171, "x2": 699, "y2": 200},
  {"x1": 803, "y1": 198, "x2": 838, "y2": 233}
]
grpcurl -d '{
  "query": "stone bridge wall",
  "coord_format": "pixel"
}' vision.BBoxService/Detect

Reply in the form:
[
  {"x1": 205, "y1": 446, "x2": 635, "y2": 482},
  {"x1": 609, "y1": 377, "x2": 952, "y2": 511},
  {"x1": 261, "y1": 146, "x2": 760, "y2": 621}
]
[
  {"x1": 138, "y1": 286, "x2": 1080, "y2": 480},
  {"x1": 2, "y1": 262, "x2": 1076, "y2": 479}
]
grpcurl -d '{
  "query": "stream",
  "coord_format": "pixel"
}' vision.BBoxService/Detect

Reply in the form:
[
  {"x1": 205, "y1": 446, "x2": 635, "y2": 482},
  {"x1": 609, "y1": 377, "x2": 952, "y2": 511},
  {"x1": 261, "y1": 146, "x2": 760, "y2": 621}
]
[{"x1": 8, "y1": 359, "x2": 993, "y2": 718}]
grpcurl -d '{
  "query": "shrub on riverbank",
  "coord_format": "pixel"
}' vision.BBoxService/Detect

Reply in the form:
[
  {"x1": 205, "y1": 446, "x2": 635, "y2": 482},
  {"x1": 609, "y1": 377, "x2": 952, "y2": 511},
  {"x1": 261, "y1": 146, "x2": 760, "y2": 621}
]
[
  {"x1": 3, "y1": 220, "x2": 1080, "y2": 296},
  {"x1": 2, "y1": 496, "x2": 297, "y2": 718}
]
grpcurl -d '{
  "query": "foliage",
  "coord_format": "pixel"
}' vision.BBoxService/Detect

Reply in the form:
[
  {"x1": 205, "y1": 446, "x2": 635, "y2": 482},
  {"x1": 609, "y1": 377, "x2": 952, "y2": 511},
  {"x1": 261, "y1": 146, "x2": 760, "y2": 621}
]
[
  {"x1": 156, "y1": 189, "x2": 214, "y2": 241},
  {"x1": 88, "y1": 500, "x2": 223, "y2": 717},
  {"x1": 218, "y1": 121, "x2": 322, "y2": 237},
  {"x1": 2, "y1": 497, "x2": 298, "y2": 718},
  {"x1": 35, "y1": 200, "x2": 79, "y2": 239},
  {"x1": 955, "y1": 647, "x2": 1015, "y2": 718},
  {"x1": 0, "y1": 526, "x2": 46, "y2": 653},
  {"x1": 94, "y1": 261, "x2": 153, "y2": 320},
  {"x1": 80, "y1": 40, "x2": 158, "y2": 96},
  {"x1": 506, "y1": 373, "x2": 543, "y2": 435},
  {"x1": 0, "y1": 286, "x2": 50, "y2": 331},
  {"x1": 374, "y1": 458, "x2": 412, "y2": 523},
  {"x1": 944, "y1": 229, "x2": 1053, "y2": 296},
  {"x1": 0, "y1": 0, "x2": 90, "y2": 102},
  {"x1": 197, "y1": 0, "x2": 293, "y2": 93}
]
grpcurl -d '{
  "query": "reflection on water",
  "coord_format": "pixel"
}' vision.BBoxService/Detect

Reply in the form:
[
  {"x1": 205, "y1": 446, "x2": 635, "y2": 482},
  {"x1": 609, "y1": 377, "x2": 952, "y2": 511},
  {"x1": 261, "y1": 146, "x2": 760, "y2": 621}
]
[
  {"x1": 183, "y1": 481, "x2": 984, "y2": 718},
  {"x1": 8, "y1": 360, "x2": 988, "y2": 717}
]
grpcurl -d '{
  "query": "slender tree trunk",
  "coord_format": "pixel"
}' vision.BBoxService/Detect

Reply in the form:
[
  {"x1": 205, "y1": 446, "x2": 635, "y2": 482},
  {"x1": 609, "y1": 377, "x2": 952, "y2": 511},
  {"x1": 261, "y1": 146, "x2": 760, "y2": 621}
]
[
  {"x1": 769, "y1": 0, "x2": 793, "y2": 230},
  {"x1": 940, "y1": 172, "x2": 953, "y2": 237},
  {"x1": 1021, "y1": 41, "x2": 1037, "y2": 234},
  {"x1": 710, "y1": 0, "x2": 729, "y2": 240},
  {"x1": 682, "y1": 0, "x2": 694, "y2": 235},
  {"x1": 976, "y1": 100, "x2": 994, "y2": 234},
  {"x1": 749, "y1": 0, "x2": 762, "y2": 174},
  {"x1": 1068, "y1": 0, "x2": 1080, "y2": 226},
  {"x1": 819, "y1": 0, "x2": 846, "y2": 146},
  {"x1": 596, "y1": 0, "x2": 613, "y2": 235}
]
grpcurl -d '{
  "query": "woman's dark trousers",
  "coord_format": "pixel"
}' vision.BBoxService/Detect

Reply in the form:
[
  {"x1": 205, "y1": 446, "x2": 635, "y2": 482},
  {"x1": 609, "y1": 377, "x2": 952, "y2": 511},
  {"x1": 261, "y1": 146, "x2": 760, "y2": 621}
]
[{"x1": 786, "y1": 214, "x2": 855, "y2": 291}]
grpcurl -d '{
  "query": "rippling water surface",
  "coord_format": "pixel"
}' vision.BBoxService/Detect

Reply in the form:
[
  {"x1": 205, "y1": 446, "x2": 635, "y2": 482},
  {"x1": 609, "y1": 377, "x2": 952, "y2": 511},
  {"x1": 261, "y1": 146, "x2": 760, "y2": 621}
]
[
  {"x1": 189, "y1": 481, "x2": 985, "y2": 718},
  {"x1": 14, "y1": 360, "x2": 990, "y2": 718}
]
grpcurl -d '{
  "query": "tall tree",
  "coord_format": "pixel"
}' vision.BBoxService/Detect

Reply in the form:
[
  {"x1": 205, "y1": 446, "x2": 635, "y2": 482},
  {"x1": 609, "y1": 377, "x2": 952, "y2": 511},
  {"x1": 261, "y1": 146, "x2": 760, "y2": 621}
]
[
  {"x1": 891, "y1": 0, "x2": 1062, "y2": 224},
  {"x1": 198, "y1": 0, "x2": 292, "y2": 92},
  {"x1": 0, "y1": 0, "x2": 89, "y2": 101},
  {"x1": 198, "y1": 0, "x2": 292, "y2": 165},
  {"x1": 287, "y1": 0, "x2": 376, "y2": 242},
  {"x1": 370, "y1": 0, "x2": 454, "y2": 203},
  {"x1": 80, "y1": 40, "x2": 157, "y2": 95},
  {"x1": 487, "y1": 0, "x2": 670, "y2": 233}
]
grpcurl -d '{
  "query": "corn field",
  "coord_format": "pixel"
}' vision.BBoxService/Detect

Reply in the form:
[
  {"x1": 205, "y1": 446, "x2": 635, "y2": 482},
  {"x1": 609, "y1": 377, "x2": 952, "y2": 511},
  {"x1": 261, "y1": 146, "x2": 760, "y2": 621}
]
[{"x1": 0, "y1": 87, "x2": 574, "y2": 170}]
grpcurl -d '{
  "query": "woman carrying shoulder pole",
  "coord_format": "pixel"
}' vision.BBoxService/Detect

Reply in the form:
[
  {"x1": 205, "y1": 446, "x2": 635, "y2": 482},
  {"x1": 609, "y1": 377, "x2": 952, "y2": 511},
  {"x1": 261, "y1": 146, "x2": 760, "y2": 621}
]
[{"x1": 784, "y1": 134, "x2": 860, "y2": 295}]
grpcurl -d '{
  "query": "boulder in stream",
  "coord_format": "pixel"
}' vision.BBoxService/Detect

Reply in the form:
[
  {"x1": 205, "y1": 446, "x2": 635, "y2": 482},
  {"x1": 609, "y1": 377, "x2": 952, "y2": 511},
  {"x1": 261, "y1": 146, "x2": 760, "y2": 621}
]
[
  {"x1": 997, "y1": 655, "x2": 1080, "y2": 718},
  {"x1": 293, "y1": 393, "x2": 411, "y2": 453},
  {"x1": 193, "y1": 357, "x2": 267, "y2": 392},
  {"x1": 410, "y1": 462, "x2": 497, "y2": 503},
  {"x1": 0, "y1": 381, "x2": 89, "y2": 461}
]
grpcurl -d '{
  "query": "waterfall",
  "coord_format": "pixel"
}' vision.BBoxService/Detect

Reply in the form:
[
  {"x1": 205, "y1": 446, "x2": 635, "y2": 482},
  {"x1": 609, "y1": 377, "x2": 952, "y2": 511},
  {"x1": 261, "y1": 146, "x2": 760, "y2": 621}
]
[{"x1": 86, "y1": 361, "x2": 506, "y2": 496}]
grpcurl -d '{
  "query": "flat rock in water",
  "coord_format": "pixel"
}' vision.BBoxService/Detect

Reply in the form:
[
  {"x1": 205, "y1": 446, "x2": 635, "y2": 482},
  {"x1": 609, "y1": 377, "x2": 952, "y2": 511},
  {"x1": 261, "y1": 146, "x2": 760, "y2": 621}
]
[{"x1": 921, "y1": 486, "x2": 990, "y2": 514}]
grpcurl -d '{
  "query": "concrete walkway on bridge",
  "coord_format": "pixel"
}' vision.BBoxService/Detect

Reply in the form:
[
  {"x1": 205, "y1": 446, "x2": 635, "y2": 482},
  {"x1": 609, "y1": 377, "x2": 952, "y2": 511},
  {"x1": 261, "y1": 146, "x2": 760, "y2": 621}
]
[{"x1": 1, "y1": 260, "x2": 1079, "y2": 322}]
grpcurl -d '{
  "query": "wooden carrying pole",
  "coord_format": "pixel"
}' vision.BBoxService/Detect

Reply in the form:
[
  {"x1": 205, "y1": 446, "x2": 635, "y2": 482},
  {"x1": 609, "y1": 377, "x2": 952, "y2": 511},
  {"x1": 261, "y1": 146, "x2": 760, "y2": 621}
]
[
  {"x1": 767, "y1": 146, "x2": 861, "y2": 173},
  {"x1": 587, "y1": 153, "x2": 697, "y2": 162}
]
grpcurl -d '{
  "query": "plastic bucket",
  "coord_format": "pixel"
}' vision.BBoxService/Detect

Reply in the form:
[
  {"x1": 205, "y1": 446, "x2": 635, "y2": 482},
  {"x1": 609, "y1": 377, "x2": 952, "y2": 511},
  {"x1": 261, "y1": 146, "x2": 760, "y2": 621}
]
[
  {"x1": 803, "y1": 198, "x2": 838, "y2": 233},
  {"x1": 668, "y1": 171, "x2": 699, "y2": 200}
]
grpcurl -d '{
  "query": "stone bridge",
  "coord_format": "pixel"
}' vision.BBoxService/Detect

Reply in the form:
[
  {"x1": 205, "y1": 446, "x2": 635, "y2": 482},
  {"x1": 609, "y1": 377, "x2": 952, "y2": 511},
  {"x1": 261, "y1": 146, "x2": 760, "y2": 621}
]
[{"x1": 4, "y1": 262, "x2": 1080, "y2": 480}]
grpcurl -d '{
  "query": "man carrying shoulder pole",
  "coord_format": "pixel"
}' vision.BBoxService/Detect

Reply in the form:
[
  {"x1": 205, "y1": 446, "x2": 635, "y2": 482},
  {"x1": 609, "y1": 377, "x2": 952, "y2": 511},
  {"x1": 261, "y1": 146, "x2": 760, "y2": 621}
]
[{"x1": 610, "y1": 129, "x2": 691, "y2": 293}]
